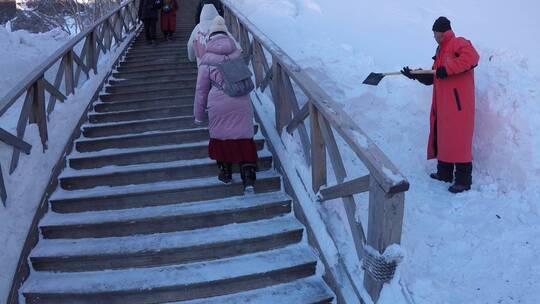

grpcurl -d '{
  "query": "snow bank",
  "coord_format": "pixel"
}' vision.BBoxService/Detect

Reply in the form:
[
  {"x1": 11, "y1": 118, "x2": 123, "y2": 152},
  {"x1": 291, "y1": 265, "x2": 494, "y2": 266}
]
[{"x1": 232, "y1": 0, "x2": 540, "y2": 303}]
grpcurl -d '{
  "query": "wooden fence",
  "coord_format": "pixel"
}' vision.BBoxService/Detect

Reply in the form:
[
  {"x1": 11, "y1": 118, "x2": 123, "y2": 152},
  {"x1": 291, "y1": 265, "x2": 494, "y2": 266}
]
[
  {"x1": 222, "y1": 1, "x2": 409, "y2": 302},
  {"x1": 0, "y1": 0, "x2": 139, "y2": 205}
]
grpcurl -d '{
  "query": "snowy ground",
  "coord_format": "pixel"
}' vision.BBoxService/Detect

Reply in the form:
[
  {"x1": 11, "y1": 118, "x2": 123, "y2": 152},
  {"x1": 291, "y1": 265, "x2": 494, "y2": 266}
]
[
  {"x1": 232, "y1": 1, "x2": 540, "y2": 303},
  {"x1": 0, "y1": 24, "x2": 135, "y2": 298}
]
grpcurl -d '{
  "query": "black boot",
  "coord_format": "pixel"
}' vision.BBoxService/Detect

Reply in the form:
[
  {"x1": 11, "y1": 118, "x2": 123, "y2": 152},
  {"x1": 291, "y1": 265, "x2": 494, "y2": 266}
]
[
  {"x1": 430, "y1": 161, "x2": 454, "y2": 183},
  {"x1": 449, "y1": 162, "x2": 472, "y2": 193},
  {"x1": 240, "y1": 163, "x2": 257, "y2": 193},
  {"x1": 217, "y1": 161, "x2": 232, "y2": 184}
]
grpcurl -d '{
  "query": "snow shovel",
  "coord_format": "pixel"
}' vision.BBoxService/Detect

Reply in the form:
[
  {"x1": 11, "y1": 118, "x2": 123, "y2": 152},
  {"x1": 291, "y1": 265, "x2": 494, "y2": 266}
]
[{"x1": 362, "y1": 69, "x2": 435, "y2": 86}]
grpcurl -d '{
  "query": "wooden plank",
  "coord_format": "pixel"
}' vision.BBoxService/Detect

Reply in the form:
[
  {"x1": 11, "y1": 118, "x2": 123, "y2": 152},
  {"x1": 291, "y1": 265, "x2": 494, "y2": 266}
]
[
  {"x1": 0, "y1": 128, "x2": 31, "y2": 154},
  {"x1": 65, "y1": 51, "x2": 75, "y2": 95},
  {"x1": 94, "y1": 29, "x2": 107, "y2": 54},
  {"x1": 46, "y1": 59, "x2": 66, "y2": 114},
  {"x1": 10, "y1": 87, "x2": 34, "y2": 173},
  {"x1": 33, "y1": 77, "x2": 48, "y2": 150},
  {"x1": 318, "y1": 111, "x2": 368, "y2": 262},
  {"x1": 73, "y1": 45, "x2": 89, "y2": 85},
  {"x1": 109, "y1": 15, "x2": 123, "y2": 44},
  {"x1": 286, "y1": 102, "x2": 309, "y2": 133},
  {"x1": 309, "y1": 103, "x2": 326, "y2": 192},
  {"x1": 251, "y1": 39, "x2": 265, "y2": 87},
  {"x1": 273, "y1": 60, "x2": 292, "y2": 131},
  {"x1": 281, "y1": 69, "x2": 310, "y2": 163},
  {"x1": 0, "y1": 163, "x2": 6, "y2": 206},
  {"x1": 43, "y1": 78, "x2": 66, "y2": 106},
  {"x1": 364, "y1": 177, "x2": 405, "y2": 303},
  {"x1": 259, "y1": 65, "x2": 273, "y2": 92},
  {"x1": 87, "y1": 31, "x2": 97, "y2": 74},
  {"x1": 317, "y1": 175, "x2": 370, "y2": 201}
]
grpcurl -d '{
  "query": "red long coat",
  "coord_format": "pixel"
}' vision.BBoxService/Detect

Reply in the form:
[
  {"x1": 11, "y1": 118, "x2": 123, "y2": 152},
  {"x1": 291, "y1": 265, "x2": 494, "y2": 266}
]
[
  {"x1": 428, "y1": 30, "x2": 479, "y2": 163},
  {"x1": 160, "y1": 0, "x2": 178, "y2": 32}
]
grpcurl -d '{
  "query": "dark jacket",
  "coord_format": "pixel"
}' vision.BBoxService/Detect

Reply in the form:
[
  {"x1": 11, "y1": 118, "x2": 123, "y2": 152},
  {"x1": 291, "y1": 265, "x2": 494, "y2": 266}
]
[
  {"x1": 195, "y1": 0, "x2": 223, "y2": 23},
  {"x1": 139, "y1": 0, "x2": 161, "y2": 20}
]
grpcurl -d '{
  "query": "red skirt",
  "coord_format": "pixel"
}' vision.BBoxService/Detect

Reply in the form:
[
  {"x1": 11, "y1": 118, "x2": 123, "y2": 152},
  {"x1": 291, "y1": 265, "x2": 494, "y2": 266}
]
[{"x1": 208, "y1": 138, "x2": 258, "y2": 163}]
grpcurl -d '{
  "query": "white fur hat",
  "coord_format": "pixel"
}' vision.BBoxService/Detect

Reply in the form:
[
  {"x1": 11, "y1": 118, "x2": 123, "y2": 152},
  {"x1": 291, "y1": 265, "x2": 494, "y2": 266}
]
[{"x1": 209, "y1": 16, "x2": 228, "y2": 35}]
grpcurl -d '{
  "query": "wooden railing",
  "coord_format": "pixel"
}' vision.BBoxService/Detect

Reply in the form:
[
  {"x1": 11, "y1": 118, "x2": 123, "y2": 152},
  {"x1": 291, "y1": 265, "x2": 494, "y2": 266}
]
[
  {"x1": 222, "y1": 1, "x2": 408, "y2": 302},
  {"x1": 0, "y1": 0, "x2": 139, "y2": 205}
]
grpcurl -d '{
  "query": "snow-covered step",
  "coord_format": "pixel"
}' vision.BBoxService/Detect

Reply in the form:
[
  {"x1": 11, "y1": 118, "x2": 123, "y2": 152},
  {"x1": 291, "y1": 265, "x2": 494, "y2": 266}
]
[
  {"x1": 106, "y1": 77, "x2": 194, "y2": 93},
  {"x1": 122, "y1": 56, "x2": 191, "y2": 67},
  {"x1": 75, "y1": 125, "x2": 260, "y2": 152},
  {"x1": 178, "y1": 277, "x2": 334, "y2": 304},
  {"x1": 100, "y1": 87, "x2": 196, "y2": 102},
  {"x1": 68, "y1": 138, "x2": 265, "y2": 169},
  {"x1": 22, "y1": 245, "x2": 317, "y2": 304},
  {"x1": 113, "y1": 66, "x2": 197, "y2": 79},
  {"x1": 59, "y1": 151, "x2": 273, "y2": 190},
  {"x1": 126, "y1": 44, "x2": 188, "y2": 54},
  {"x1": 31, "y1": 216, "x2": 303, "y2": 272},
  {"x1": 75, "y1": 128, "x2": 209, "y2": 152},
  {"x1": 50, "y1": 170, "x2": 281, "y2": 213},
  {"x1": 116, "y1": 62, "x2": 196, "y2": 74},
  {"x1": 105, "y1": 81, "x2": 195, "y2": 94},
  {"x1": 82, "y1": 115, "x2": 197, "y2": 138},
  {"x1": 89, "y1": 104, "x2": 193, "y2": 123},
  {"x1": 108, "y1": 74, "x2": 197, "y2": 88},
  {"x1": 22, "y1": 245, "x2": 318, "y2": 304},
  {"x1": 40, "y1": 192, "x2": 292, "y2": 239}
]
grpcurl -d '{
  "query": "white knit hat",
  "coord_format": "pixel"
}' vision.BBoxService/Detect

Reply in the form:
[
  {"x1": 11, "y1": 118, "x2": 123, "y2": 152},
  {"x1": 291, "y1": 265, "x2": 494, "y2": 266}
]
[{"x1": 209, "y1": 16, "x2": 228, "y2": 35}]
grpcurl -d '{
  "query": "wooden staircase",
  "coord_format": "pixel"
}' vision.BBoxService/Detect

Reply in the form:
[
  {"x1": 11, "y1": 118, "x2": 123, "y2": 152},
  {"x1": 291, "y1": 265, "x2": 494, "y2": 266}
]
[{"x1": 19, "y1": 6, "x2": 334, "y2": 304}]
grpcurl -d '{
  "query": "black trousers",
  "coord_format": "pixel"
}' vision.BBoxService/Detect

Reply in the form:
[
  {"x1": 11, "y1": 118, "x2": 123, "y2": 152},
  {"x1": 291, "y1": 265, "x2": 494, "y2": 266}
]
[
  {"x1": 142, "y1": 18, "x2": 157, "y2": 41},
  {"x1": 437, "y1": 161, "x2": 473, "y2": 186}
]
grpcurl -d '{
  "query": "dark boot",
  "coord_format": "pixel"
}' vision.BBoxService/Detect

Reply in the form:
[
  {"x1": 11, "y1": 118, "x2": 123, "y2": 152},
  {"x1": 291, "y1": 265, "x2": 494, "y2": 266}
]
[
  {"x1": 430, "y1": 161, "x2": 454, "y2": 183},
  {"x1": 240, "y1": 163, "x2": 257, "y2": 193},
  {"x1": 217, "y1": 161, "x2": 232, "y2": 184},
  {"x1": 449, "y1": 162, "x2": 472, "y2": 193}
]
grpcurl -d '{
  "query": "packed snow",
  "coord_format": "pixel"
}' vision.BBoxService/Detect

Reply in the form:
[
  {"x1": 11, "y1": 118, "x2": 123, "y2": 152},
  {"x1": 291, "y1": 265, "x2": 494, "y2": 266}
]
[{"x1": 231, "y1": 0, "x2": 540, "y2": 303}]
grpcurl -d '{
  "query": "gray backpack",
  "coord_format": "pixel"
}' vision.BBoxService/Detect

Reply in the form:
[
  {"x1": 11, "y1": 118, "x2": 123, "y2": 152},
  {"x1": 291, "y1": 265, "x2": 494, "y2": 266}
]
[{"x1": 209, "y1": 55, "x2": 255, "y2": 97}]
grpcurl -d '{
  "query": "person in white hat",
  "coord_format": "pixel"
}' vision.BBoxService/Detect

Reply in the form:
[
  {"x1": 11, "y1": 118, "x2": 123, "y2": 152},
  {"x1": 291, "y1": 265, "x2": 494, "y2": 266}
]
[{"x1": 187, "y1": 4, "x2": 219, "y2": 65}]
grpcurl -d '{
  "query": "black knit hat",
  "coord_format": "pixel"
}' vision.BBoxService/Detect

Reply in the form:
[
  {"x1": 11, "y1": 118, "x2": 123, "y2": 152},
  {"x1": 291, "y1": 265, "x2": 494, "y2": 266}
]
[{"x1": 432, "y1": 16, "x2": 451, "y2": 32}]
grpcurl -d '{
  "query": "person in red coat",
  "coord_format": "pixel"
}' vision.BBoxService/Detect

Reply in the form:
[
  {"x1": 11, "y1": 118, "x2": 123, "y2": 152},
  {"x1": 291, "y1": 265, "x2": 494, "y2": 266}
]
[
  {"x1": 402, "y1": 17, "x2": 479, "y2": 193},
  {"x1": 160, "y1": 0, "x2": 178, "y2": 40}
]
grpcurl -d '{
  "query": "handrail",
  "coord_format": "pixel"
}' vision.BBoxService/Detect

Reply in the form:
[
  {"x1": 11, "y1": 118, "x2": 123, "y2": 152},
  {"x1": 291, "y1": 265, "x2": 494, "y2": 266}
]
[
  {"x1": 0, "y1": 0, "x2": 139, "y2": 204},
  {"x1": 221, "y1": 1, "x2": 408, "y2": 302},
  {"x1": 0, "y1": 1, "x2": 136, "y2": 116}
]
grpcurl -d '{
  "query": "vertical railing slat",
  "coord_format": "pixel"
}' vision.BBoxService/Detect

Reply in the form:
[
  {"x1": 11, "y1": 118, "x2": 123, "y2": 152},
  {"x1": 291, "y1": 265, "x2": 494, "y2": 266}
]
[
  {"x1": 9, "y1": 87, "x2": 34, "y2": 173},
  {"x1": 32, "y1": 77, "x2": 48, "y2": 150},
  {"x1": 309, "y1": 103, "x2": 326, "y2": 192}
]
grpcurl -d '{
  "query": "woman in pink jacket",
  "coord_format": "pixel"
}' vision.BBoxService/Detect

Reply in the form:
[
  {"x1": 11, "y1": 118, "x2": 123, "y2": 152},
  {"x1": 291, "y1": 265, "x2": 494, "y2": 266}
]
[{"x1": 193, "y1": 16, "x2": 258, "y2": 192}]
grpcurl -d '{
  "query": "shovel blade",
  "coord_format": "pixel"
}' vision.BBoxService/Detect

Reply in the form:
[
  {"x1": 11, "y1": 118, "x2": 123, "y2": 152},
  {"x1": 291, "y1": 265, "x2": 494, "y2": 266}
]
[{"x1": 362, "y1": 72, "x2": 385, "y2": 86}]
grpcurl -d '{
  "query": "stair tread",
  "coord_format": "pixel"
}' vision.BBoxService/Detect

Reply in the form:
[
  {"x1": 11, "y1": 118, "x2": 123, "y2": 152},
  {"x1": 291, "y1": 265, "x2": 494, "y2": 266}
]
[
  {"x1": 41, "y1": 191, "x2": 290, "y2": 227},
  {"x1": 50, "y1": 170, "x2": 279, "y2": 201},
  {"x1": 177, "y1": 277, "x2": 333, "y2": 304},
  {"x1": 82, "y1": 115, "x2": 194, "y2": 129},
  {"x1": 22, "y1": 245, "x2": 316, "y2": 294},
  {"x1": 75, "y1": 127, "x2": 209, "y2": 144},
  {"x1": 60, "y1": 150, "x2": 272, "y2": 178},
  {"x1": 32, "y1": 216, "x2": 301, "y2": 258}
]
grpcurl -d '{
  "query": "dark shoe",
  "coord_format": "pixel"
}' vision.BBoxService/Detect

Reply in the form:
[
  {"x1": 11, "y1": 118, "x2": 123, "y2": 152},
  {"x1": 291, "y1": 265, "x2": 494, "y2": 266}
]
[
  {"x1": 240, "y1": 163, "x2": 257, "y2": 193},
  {"x1": 430, "y1": 172, "x2": 453, "y2": 183},
  {"x1": 448, "y1": 183, "x2": 471, "y2": 193},
  {"x1": 217, "y1": 162, "x2": 232, "y2": 184}
]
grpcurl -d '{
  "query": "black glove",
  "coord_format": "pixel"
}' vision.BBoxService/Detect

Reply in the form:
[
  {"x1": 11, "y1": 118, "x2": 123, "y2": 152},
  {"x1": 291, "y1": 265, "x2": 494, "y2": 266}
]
[
  {"x1": 401, "y1": 66, "x2": 416, "y2": 80},
  {"x1": 436, "y1": 66, "x2": 448, "y2": 79}
]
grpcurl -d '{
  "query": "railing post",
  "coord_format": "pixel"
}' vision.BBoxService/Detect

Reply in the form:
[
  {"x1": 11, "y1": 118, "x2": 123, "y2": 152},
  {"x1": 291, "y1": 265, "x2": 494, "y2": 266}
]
[
  {"x1": 87, "y1": 31, "x2": 97, "y2": 74},
  {"x1": 364, "y1": 178, "x2": 405, "y2": 303},
  {"x1": 64, "y1": 52, "x2": 75, "y2": 95},
  {"x1": 309, "y1": 103, "x2": 326, "y2": 192},
  {"x1": 32, "y1": 77, "x2": 48, "y2": 150}
]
